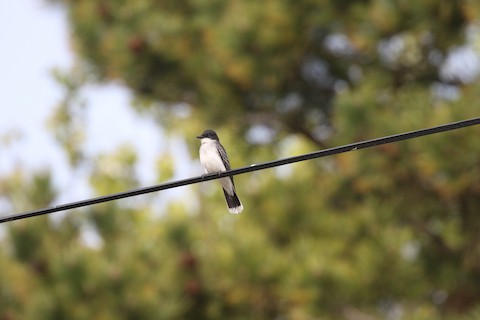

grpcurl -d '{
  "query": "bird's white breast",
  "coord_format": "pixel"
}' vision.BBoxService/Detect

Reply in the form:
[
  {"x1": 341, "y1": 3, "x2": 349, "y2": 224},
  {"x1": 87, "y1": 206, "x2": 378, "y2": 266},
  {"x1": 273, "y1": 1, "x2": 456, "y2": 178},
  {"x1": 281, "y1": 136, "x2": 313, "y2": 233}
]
[
  {"x1": 199, "y1": 139, "x2": 226, "y2": 174},
  {"x1": 199, "y1": 138, "x2": 235, "y2": 195}
]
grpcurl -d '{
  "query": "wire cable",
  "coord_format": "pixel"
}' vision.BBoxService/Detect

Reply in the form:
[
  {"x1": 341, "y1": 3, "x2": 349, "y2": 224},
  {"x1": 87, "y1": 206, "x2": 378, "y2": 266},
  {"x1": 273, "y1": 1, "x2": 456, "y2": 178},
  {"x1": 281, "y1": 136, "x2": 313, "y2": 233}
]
[{"x1": 1, "y1": 117, "x2": 479, "y2": 224}]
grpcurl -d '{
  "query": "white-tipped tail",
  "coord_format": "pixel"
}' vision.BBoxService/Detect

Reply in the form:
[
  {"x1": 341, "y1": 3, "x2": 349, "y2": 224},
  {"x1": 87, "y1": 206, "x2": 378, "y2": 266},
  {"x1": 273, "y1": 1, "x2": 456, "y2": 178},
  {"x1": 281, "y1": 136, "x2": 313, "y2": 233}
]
[
  {"x1": 228, "y1": 204, "x2": 243, "y2": 214},
  {"x1": 223, "y1": 188, "x2": 243, "y2": 214}
]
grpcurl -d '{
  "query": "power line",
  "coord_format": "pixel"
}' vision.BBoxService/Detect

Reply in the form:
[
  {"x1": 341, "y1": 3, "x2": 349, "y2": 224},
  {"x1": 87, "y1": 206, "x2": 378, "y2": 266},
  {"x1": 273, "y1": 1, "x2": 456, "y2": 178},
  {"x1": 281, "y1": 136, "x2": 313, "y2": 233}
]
[{"x1": 1, "y1": 117, "x2": 479, "y2": 224}]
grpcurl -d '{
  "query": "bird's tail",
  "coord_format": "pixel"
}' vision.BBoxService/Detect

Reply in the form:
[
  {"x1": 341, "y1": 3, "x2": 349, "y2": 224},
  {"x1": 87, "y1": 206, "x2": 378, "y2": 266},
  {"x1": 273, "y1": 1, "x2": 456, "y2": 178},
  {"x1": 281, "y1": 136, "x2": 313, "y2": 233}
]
[{"x1": 223, "y1": 188, "x2": 243, "y2": 214}]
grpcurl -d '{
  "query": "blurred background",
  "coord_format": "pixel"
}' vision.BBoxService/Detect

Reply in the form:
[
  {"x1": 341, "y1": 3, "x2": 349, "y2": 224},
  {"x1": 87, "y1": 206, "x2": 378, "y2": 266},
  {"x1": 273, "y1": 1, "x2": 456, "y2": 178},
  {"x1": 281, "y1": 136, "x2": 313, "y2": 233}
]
[{"x1": 1, "y1": 0, "x2": 480, "y2": 319}]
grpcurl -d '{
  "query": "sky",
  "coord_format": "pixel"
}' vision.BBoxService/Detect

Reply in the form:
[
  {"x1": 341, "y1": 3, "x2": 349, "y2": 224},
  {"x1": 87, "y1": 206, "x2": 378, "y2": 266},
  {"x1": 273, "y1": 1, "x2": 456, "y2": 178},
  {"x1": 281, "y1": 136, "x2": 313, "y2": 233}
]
[{"x1": 0, "y1": 0, "x2": 197, "y2": 216}]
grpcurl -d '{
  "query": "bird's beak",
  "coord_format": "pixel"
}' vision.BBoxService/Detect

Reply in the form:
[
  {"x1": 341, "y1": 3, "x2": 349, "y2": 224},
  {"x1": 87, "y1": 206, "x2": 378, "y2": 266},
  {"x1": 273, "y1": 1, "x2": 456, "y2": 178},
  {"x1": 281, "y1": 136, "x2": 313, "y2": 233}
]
[{"x1": 196, "y1": 135, "x2": 203, "y2": 139}]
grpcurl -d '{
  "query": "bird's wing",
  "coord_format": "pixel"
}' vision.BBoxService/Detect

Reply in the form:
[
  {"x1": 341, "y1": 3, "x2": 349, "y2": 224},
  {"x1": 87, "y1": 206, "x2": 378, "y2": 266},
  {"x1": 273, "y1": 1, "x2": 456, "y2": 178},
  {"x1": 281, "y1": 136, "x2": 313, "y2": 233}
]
[
  {"x1": 216, "y1": 142, "x2": 231, "y2": 170},
  {"x1": 216, "y1": 141, "x2": 237, "y2": 188}
]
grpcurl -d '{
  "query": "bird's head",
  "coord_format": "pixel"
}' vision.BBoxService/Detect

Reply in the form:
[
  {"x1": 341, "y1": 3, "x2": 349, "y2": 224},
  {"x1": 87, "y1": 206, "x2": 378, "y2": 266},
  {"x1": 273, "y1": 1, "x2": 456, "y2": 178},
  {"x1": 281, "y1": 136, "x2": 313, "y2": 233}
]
[{"x1": 196, "y1": 129, "x2": 219, "y2": 141}]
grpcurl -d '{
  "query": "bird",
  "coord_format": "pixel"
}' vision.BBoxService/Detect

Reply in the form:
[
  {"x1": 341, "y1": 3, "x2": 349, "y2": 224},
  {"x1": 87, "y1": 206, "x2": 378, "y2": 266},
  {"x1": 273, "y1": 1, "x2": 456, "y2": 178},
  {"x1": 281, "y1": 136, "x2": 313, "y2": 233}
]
[{"x1": 196, "y1": 129, "x2": 243, "y2": 214}]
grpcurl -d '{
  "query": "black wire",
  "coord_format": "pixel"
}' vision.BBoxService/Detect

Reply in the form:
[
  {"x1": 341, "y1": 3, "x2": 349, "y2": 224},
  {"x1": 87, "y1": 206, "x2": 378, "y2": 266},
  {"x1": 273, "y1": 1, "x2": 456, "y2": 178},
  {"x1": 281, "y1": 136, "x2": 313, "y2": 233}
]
[{"x1": 1, "y1": 117, "x2": 479, "y2": 224}]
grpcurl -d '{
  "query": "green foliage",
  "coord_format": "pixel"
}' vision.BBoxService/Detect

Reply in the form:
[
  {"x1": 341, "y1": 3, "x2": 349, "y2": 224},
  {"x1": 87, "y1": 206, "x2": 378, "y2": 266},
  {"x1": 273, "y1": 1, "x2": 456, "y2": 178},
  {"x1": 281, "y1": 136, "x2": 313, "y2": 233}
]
[
  {"x1": 2, "y1": 0, "x2": 480, "y2": 319},
  {"x1": 50, "y1": 0, "x2": 478, "y2": 144},
  {"x1": 48, "y1": 67, "x2": 88, "y2": 166}
]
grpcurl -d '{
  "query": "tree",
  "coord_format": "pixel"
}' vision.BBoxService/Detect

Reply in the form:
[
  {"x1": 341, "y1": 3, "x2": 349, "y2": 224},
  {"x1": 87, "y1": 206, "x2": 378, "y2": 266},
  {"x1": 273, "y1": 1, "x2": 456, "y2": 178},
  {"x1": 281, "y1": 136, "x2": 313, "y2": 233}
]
[{"x1": 1, "y1": 0, "x2": 480, "y2": 319}]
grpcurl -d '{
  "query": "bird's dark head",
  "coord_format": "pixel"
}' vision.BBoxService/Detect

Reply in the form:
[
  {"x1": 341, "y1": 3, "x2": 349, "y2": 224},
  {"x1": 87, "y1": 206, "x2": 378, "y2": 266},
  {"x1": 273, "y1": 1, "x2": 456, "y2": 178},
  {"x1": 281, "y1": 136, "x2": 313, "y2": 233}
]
[{"x1": 196, "y1": 129, "x2": 219, "y2": 141}]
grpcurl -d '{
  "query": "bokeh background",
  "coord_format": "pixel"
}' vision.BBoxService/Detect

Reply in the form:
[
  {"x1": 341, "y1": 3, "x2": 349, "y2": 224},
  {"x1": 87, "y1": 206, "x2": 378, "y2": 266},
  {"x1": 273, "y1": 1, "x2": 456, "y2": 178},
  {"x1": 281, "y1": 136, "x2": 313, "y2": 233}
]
[{"x1": 1, "y1": 1, "x2": 480, "y2": 319}]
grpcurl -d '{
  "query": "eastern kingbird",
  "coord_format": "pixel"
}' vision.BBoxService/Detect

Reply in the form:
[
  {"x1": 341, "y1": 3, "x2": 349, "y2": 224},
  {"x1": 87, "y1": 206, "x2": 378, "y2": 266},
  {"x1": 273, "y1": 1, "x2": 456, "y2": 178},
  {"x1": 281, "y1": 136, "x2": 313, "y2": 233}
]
[{"x1": 197, "y1": 129, "x2": 243, "y2": 214}]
